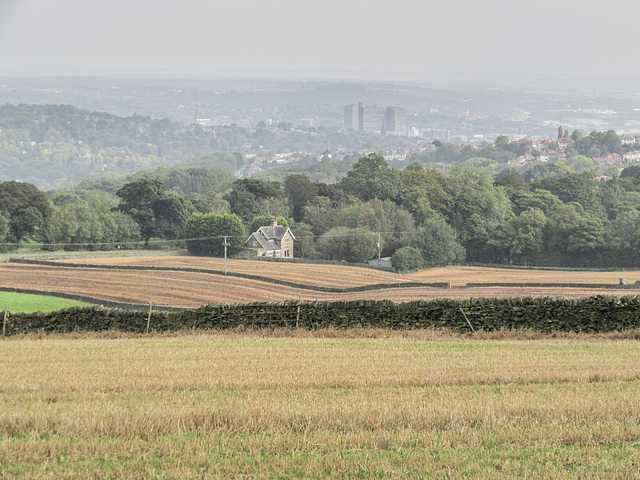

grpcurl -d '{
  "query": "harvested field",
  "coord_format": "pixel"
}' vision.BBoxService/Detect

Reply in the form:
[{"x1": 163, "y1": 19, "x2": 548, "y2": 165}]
[
  {"x1": 62, "y1": 255, "x2": 402, "y2": 287},
  {"x1": 2, "y1": 332, "x2": 640, "y2": 478},
  {"x1": 2, "y1": 261, "x2": 640, "y2": 308},
  {"x1": 408, "y1": 265, "x2": 640, "y2": 286},
  {"x1": 60, "y1": 255, "x2": 640, "y2": 287}
]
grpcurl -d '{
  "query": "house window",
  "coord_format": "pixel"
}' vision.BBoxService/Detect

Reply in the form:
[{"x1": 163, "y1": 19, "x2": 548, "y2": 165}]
[
  {"x1": 285, "y1": 237, "x2": 290, "y2": 243},
  {"x1": 275, "y1": 251, "x2": 280, "y2": 256},
  {"x1": 284, "y1": 249, "x2": 290, "y2": 258}
]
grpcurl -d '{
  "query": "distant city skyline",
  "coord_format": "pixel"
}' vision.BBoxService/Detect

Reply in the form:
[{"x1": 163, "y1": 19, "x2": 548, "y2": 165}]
[{"x1": 1, "y1": 0, "x2": 640, "y2": 78}]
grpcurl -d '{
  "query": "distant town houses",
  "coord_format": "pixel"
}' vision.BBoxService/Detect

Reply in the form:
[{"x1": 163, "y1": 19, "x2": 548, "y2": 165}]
[
  {"x1": 594, "y1": 154, "x2": 623, "y2": 166},
  {"x1": 557, "y1": 137, "x2": 575, "y2": 150},
  {"x1": 623, "y1": 151, "x2": 640, "y2": 163}
]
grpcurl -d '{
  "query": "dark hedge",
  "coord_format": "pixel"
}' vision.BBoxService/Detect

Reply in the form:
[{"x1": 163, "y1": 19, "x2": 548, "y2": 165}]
[{"x1": 4, "y1": 296, "x2": 640, "y2": 336}]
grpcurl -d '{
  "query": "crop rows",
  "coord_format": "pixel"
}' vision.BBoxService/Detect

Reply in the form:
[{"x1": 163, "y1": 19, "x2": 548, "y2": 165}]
[
  {"x1": 62, "y1": 256, "x2": 640, "y2": 287},
  {"x1": 3, "y1": 262, "x2": 640, "y2": 308}
]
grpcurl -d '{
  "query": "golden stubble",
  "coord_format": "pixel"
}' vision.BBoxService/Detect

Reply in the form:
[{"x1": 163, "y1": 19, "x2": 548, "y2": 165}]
[
  {"x1": 1, "y1": 333, "x2": 639, "y2": 437},
  {"x1": 2, "y1": 331, "x2": 640, "y2": 478}
]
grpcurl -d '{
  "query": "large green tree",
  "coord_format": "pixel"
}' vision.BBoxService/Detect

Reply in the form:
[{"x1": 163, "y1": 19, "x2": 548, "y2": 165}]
[
  {"x1": 339, "y1": 154, "x2": 399, "y2": 202},
  {"x1": 285, "y1": 173, "x2": 317, "y2": 222},
  {"x1": 224, "y1": 178, "x2": 287, "y2": 223},
  {"x1": 49, "y1": 191, "x2": 140, "y2": 251},
  {"x1": 184, "y1": 213, "x2": 245, "y2": 257},
  {"x1": 316, "y1": 226, "x2": 378, "y2": 263},
  {"x1": 408, "y1": 216, "x2": 465, "y2": 266},
  {"x1": 0, "y1": 181, "x2": 52, "y2": 245},
  {"x1": 115, "y1": 179, "x2": 191, "y2": 247}
]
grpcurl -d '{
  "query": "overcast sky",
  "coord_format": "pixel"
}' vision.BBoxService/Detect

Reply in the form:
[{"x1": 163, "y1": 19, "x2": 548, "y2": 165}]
[{"x1": 1, "y1": 0, "x2": 639, "y2": 78}]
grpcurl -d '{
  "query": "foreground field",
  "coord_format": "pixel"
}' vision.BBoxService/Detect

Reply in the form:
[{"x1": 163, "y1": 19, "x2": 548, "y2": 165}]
[
  {"x1": 2, "y1": 330, "x2": 640, "y2": 478},
  {"x1": 3, "y1": 257, "x2": 640, "y2": 307}
]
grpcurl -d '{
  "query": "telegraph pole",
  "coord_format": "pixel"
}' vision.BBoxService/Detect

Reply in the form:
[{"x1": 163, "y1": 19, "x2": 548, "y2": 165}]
[{"x1": 219, "y1": 235, "x2": 231, "y2": 274}]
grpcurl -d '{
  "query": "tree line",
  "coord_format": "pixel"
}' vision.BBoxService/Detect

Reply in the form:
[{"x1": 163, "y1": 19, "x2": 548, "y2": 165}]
[{"x1": 2, "y1": 155, "x2": 640, "y2": 270}]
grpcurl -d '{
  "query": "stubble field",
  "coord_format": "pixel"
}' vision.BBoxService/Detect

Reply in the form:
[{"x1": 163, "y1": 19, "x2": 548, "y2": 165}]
[
  {"x1": 2, "y1": 330, "x2": 640, "y2": 478},
  {"x1": 3, "y1": 256, "x2": 640, "y2": 477},
  {"x1": 2, "y1": 256, "x2": 640, "y2": 307}
]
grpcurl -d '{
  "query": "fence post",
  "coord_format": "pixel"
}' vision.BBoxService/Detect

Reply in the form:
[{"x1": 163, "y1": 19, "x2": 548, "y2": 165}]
[
  {"x1": 146, "y1": 301, "x2": 153, "y2": 334},
  {"x1": 3, "y1": 305, "x2": 7, "y2": 339},
  {"x1": 459, "y1": 307, "x2": 476, "y2": 333}
]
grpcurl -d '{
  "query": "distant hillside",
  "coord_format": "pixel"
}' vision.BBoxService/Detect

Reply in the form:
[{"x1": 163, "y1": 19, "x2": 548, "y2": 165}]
[
  {"x1": 75, "y1": 165, "x2": 235, "y2": 197},
  {"x1": 0, "y1": 104, "x2": 230, "y2": 189}
]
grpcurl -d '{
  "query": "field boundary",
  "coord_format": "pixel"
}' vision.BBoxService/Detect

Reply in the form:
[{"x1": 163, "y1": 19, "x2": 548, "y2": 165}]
[
  {"x1": 4, "y1": 296, "x2": 640, "y2": 336},
  {"x1": 8, "y1": 259, "x2": 451, "y2": 292}
]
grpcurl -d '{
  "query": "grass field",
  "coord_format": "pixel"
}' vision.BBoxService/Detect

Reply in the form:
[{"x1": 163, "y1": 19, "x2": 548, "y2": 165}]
[
  {"x1": 2, "y1": 329, "x2": 640, "y2": 478},
  {"x1": 1, "y1": 257, "x2": 640, "y2": 307},
  {"x1": 0, "y1": 291, "x2": 91, "y2": 313}
]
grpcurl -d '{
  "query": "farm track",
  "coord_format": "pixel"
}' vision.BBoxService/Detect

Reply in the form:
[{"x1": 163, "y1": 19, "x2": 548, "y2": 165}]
[{"x1": 3, "y1": 258, "x2": 640, "y2": 308}]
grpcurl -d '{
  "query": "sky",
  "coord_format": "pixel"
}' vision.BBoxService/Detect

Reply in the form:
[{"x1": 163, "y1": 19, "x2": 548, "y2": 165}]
[{"x1": 1, "y1": 0, "x2": 640, "y2": 78}]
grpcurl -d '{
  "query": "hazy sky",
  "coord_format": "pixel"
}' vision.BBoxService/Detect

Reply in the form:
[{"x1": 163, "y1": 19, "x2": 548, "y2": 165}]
[{"x1": 1, "y1": 0, "x2": 639, "y2": 77}]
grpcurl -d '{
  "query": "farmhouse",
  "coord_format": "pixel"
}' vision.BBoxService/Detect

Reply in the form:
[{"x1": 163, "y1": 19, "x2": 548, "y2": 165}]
[{"x1": 245, "y1": 218, "x2": 295, "y2": 258}]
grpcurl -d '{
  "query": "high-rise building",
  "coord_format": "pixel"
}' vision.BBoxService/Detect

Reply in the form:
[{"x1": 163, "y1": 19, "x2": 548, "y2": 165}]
[
  {"x1": 384, "y1": 107, "x2": 407, "y2": 135},
  {"x1": 300, "y1": 118, "x2": 315, "y2": 128},
  {"x1": 362, "y1": 105, "x2": 387, "y2": 134},
  {"x1": 343, "y1": 103, "x2": 361, "y2": 130},
  {"x1": 344, "y1": 102, "x2": 406, "y2": 135},
  {"x1": 429, "y1": 129, "x2": 451, "y2": 142}
]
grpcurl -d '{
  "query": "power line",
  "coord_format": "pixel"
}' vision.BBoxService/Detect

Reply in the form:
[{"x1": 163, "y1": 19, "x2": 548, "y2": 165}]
[{"x1": 0, "y1": 231, "x2": 423, "y2": 249}]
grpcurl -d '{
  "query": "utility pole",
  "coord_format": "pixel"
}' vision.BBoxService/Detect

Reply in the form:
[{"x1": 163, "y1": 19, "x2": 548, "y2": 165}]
[
  {"x1": 219, "y1": 235, "x2": 231, "y2": 274},
  {"x1": 377, "y1": 232, "x2": 381, "y2": 267}
]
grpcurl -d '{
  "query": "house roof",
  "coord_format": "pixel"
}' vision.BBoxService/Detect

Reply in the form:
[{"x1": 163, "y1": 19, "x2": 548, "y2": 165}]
[{"x1": 245, "y1": 224, "x2": 295, "y2": 252}]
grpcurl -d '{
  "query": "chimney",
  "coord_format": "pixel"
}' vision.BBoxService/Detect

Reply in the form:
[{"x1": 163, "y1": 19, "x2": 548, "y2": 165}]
[{"x1": 272, "y1": 217, "x2": 278, "y2": 228}]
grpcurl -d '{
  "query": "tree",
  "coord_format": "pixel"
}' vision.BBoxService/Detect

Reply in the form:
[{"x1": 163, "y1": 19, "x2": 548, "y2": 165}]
[
  {"x1": 339, "y1": 154, "x2": 399, "y2": 202},
  {"x1": 184, "y1": 213, "x2": 245, "y2": 257},
  {"x1": 495, "y1": 135, "x2": 510, "y2": 148},
  {"x1": 0, "y1": 181, "x2": 52, "y2": 245},
  {"x1": 488, "y1": 208, "x2": 547, "y2": 263},
  {"x1": 544, "y1": 203, "x2": 583, "y2": 259},
  {"x1": 621, "y1": 165, "x2": 640, "y2": 179},
  {"x1": 49, "y1": 195, "x2": 140, "y2": 251},
  {"x1": 331, "y1": 199, "x2": 415, "y2": 255},
  {"x1": 391, "y1": 246, "x2": 424, "y2": 273},
  {"x1": 224, "y1": 178, "x2": 286, "y2": 223},
  {"x1": 570, "y1": 130, "x2": 583, "y2": 142},
  {"x1": 249, "y1": 215, "x2": 289, "y2": 234},
  {"x1": 285, "y1": 173, "x2": 317, "y2": 222},
  {"x1": 497, "y1": 173, "x2": 529, "y2": 192},
  {"x1": 567, "y1": 215, "x2": 606, "y2": 253},
  {"x1": 316, "y1": 226, "x2": 377, "y2": 263},
  {"x1": 447, "y1": 167, "x2": 513, "y2": 259},
  {"x1": 291, "y1": 223, "x2": 317, "y2": 258},
  {"x1": 0, "y1": 212, "x2": 10, "y2": 253},
  {"x1": 398, "y1": 163, "x2": 452, "y2": 220},
  {"x1": 408, "y1": 216, "x2": 465, "y2": 266},
  {"x1": 509, "y1": 189, "x2": 561, "y2": 216},
  {"x1": 115, "y1": 179, "x2": 191, "y2": 247},
  {"x1": 533, "y1": 172, "x2": 603, "y2": 215}
]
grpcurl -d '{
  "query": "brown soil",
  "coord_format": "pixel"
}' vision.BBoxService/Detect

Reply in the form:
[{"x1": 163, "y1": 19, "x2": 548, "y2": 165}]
[{"x1": 3, "y1": 260, "x2": 640, "y2": 308}]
